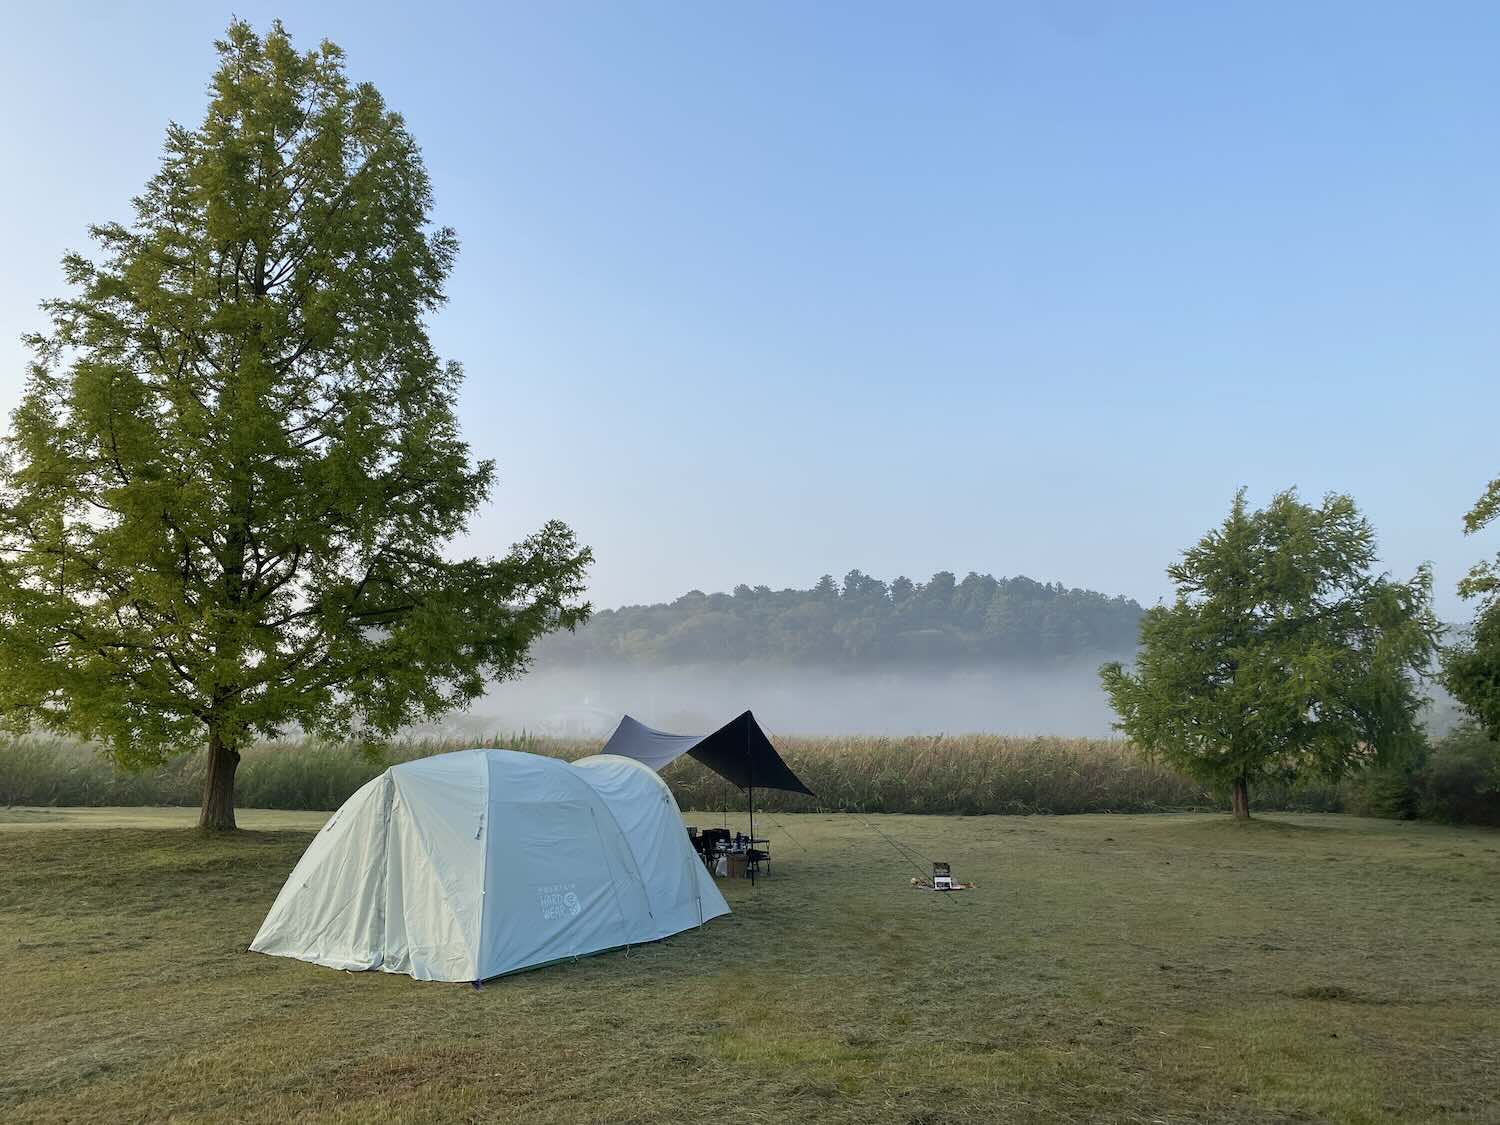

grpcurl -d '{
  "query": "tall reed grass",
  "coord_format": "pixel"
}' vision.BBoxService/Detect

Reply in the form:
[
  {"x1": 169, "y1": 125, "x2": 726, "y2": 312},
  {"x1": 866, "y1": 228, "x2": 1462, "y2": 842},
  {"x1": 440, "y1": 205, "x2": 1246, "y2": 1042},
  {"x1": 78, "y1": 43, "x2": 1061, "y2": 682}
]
[{"x1": 0, "y1": 732, "x2": 1342, "y2": 815}]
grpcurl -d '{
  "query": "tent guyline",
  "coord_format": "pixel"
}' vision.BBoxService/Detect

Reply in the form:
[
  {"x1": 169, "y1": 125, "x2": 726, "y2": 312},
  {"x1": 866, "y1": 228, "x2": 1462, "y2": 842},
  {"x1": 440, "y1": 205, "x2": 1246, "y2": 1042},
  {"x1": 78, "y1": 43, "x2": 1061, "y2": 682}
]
[
  {"x1": 763, "y1": 810, "x2": 809, "y2": 853},
  {"x1": 847, "y1": 812, "x2": 963, "y2": 905},
  {"x1": 850, "y1": 812, "x2": 933, "y2": 879}
]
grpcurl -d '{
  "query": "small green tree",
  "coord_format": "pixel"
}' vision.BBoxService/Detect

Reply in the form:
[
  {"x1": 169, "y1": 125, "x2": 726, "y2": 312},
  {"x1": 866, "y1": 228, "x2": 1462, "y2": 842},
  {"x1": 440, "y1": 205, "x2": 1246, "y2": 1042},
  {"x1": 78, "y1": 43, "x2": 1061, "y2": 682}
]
[
  {"x1": 0, "y1": 21, "x2": 591, "y2": 829},
  {"x1": 1442, "y1": 475, "x2": 1500, "y2": 738},
  {"x1": 1100, "y1": 489, "x2": 1437, "y2": 818}
]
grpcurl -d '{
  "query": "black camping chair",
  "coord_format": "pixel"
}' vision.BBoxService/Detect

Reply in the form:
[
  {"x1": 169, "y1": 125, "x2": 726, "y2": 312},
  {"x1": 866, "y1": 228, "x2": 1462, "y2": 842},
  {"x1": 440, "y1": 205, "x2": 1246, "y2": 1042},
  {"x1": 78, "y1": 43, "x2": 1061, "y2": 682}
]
[
  {"x1": 745, "y1": 844, "x2": 771, "y2": 877},
  {"x1": 697, "y1": 827, "x2": 730, "y2": 866}
]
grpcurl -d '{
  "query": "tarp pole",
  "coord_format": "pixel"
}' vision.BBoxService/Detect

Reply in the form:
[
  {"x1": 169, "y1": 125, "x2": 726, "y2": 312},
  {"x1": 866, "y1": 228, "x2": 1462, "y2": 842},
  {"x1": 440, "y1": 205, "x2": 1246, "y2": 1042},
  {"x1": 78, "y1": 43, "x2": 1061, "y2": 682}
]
[{"x1": 747, "y1": 718, "x2": 756, "y2": 887}]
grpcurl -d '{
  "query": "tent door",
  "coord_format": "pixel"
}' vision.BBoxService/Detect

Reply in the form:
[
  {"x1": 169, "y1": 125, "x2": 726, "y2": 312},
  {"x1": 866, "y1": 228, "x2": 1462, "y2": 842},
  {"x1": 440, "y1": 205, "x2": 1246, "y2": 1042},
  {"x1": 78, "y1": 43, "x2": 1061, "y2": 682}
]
[{"x1": 589, "y1": 806, "x2": 652, "y2": 923}]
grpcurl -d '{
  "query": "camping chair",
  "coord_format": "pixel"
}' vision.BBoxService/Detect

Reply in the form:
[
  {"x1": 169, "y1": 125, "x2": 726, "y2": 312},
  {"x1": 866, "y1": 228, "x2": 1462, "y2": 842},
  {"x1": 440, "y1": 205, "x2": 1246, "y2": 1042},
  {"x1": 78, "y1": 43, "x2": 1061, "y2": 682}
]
[{"x1": 745, "y1": 845, "x2": 770, "y2": 878}]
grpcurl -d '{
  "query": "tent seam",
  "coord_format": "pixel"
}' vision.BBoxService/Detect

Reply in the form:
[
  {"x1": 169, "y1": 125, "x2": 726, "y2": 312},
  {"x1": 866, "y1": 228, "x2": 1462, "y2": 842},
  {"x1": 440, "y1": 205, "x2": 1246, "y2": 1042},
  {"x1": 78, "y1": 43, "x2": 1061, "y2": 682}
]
[
  {"x1": 389, "y1": 765, "x2": 480, "y2": 980},
  {"x1": 476, "y1": 750, "x2": 491, "y2": 981}
]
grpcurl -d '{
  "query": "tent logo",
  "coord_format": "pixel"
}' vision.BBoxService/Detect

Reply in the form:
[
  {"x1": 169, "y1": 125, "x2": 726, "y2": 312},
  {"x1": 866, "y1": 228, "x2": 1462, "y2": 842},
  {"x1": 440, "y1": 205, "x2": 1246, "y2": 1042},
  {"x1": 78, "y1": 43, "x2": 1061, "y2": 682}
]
[{"x1": 537, "y1": 882, "x2": 582, "y2": 921}]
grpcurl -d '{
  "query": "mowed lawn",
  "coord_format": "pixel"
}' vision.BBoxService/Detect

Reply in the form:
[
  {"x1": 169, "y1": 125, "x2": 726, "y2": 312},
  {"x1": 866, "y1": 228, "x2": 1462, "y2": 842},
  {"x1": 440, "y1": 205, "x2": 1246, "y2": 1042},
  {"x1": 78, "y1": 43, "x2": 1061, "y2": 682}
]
[{"x1": 1, "y1": 809, "x2": 1497, "y2": 1124}]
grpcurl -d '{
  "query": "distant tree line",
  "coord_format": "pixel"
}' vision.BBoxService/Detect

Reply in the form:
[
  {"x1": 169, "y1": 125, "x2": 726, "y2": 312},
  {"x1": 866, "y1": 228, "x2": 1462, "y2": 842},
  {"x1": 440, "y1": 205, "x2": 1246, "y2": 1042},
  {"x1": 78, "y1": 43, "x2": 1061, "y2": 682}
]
[{"x1": 535, "y1": 570, "x2": 1143, "y2": 666}]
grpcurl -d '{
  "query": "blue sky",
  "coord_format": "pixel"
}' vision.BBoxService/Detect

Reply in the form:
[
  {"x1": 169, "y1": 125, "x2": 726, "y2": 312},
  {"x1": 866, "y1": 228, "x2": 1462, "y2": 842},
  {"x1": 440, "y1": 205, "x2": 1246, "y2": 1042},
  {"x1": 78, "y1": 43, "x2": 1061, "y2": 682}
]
[{"x1": 2, "y1": 2, "x2": 1496, "y2": 617}]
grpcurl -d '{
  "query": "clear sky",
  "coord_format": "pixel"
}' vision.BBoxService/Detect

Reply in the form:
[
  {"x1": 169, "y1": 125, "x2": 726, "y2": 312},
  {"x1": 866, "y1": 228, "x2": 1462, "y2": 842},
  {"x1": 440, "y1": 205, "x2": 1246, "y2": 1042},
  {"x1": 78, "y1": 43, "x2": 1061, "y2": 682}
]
[{"x1": 3, "y1": 2, "x2": 1496, "y2": 618}]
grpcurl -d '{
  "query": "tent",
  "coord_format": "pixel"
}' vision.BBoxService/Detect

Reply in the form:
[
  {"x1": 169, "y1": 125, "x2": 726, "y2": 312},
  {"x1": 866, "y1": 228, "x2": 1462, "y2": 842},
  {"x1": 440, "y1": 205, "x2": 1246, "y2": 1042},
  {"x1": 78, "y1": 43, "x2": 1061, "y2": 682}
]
[
  {"x1": 250, "y1": 749, "x2": 729, "y2": 982},
  {"x1": 600, "y1": 710, "x2": 814, "y2": 797}
]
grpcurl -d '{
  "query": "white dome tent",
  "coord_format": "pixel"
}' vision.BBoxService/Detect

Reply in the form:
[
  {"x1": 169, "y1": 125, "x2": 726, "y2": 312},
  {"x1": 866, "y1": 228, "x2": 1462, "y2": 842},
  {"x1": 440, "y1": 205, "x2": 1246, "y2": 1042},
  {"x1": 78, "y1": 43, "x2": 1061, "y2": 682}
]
[{"x1": 250, "y1": 749, "x2": 729, "y2": 982}]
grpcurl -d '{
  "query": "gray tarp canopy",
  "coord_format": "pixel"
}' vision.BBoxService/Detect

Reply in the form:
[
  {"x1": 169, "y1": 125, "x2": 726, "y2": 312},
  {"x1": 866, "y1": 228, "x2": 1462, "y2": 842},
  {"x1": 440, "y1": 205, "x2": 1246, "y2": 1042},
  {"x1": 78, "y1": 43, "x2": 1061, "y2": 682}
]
[{"x1": 599, "y1": 710, "x2": 814, "y2": 797}]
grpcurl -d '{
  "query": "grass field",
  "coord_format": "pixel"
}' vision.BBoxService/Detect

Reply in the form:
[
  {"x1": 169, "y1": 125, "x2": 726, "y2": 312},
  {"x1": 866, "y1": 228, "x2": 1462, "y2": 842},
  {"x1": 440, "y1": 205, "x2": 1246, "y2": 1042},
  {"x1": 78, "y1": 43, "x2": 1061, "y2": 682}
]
[{"x1": 2, "y1": 810, "x2": 1497, "y2": 1124}]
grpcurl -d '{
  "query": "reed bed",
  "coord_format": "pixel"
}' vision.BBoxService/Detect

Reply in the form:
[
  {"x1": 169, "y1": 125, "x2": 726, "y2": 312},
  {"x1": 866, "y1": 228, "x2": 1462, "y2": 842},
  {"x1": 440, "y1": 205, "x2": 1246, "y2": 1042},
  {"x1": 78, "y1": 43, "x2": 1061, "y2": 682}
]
[{"x1": 0, "y1": 732, "x2": 1342, "y2": 815}]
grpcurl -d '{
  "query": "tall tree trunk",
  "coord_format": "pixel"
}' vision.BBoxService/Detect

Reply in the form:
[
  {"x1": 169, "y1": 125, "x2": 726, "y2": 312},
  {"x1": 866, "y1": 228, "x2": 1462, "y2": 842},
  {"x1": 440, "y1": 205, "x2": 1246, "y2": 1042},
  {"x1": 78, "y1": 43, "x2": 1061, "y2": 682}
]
[
  {"x1": 200, "y1": 727, "x2": 240, "y2": 831},
  {"x1": 1230, "y1": 775, "x2": 1251, "y2": 820}
]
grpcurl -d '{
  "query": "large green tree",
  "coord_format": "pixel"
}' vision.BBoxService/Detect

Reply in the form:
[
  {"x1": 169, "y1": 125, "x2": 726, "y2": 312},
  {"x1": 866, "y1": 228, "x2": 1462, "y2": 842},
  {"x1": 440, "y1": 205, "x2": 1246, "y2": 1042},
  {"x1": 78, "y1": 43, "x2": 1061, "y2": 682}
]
[
  {"x1": 1443, "y1": 475, "x2": 1500, "y2": 737},
  {"x1": 0, "y1": 21, "x2": 590, "y2": 829},
  {"x1": 1100, "y1": 490, "x2": 1437, "y2": 818}
]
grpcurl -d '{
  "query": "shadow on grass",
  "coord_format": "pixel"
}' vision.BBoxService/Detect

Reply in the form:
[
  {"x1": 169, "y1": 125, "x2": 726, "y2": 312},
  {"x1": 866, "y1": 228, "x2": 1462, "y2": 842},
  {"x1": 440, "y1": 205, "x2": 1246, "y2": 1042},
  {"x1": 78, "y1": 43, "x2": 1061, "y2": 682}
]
[
  {"x1": 1288, "y1": 984, "x2": 1383, "y2": 1003},
  {"x1": 1147, "y1": 814, "x2": 1343, "y2": 837}
]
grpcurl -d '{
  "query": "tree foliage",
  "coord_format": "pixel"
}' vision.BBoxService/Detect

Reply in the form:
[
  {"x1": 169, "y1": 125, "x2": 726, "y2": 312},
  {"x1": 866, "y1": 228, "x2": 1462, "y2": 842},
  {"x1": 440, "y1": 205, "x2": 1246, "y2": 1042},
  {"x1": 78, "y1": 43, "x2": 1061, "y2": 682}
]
[
  {"x1": 1100, "y1": 490, "x2": 1437, "y2": 818},
  {"x1": 1443, "y1": 474, "x2": 1500, "y2": 738},
  {"x1": 535, "y1": 569, "x2": 1142, "y2": 666},
  {"x1": 0, "y1": 21, "x2": 590, "y2": 827}
]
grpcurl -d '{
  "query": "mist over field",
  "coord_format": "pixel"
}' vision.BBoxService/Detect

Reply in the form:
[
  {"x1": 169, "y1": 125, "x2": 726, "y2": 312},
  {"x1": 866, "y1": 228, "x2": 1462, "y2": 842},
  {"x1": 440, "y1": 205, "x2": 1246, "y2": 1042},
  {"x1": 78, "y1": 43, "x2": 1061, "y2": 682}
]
[
  {"x1": 447, "y1": 659, "x2": 1463, "y2": 743},
  {"x1": 459, "y1": 661, "x2": 1123, "y2": 738},
  {"x1": 438, "y1": 569, "x2": 1143, "y2": 738},
  {"x1": 412, "y1": 570, "x2": 1470, "y2": 742},
  {"x1": 443, "y1": 574, "x2": 1458, "y2": 741}
]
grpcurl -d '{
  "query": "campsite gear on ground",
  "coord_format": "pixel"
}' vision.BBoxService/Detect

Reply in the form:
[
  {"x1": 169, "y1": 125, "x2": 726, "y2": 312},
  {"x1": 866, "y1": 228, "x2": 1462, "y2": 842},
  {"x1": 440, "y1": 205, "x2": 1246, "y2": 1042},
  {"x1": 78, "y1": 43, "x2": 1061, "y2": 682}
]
[
  {"x1": 250, "y1": 750, "x2": 730, "y2": 982},
  {"x1": 722, "y1": 835, "x2": 771, "y2": 878},
  {"x1": 848, "y1": 812, "x2": 972, "y2": 900},
  {"x1": 686, "y1": 825, "x2": 711, "y2": 862},
  {"x1": 698, "y1": 827, "x2": 731, "y2": 860},
  {"x1": 909, "y1": 861, "x2": 976, "y2": 892},
  {"x1": 690, "y1": 826, "x2": 770, "y2": 879},
  {"x1": 910, "y1": 877, "x2": 976, "y2": 891},
  {"x1": 600, "y1": 710, "x2": 813, "y2": 886}
]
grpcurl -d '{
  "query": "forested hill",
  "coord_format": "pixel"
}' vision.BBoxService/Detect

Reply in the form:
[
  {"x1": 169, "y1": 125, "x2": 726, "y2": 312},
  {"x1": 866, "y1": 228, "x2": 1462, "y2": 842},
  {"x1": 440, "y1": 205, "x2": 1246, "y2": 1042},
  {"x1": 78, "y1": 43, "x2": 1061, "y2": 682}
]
[{"x1": 534, "y1": 570, "x2": 1144, "y2": 667}]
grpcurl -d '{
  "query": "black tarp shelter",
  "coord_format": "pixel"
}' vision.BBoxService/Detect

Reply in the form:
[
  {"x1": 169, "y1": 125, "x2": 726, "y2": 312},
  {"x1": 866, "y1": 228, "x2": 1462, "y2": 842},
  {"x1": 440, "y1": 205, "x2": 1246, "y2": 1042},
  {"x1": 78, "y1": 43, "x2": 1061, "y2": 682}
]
[{"x1": 599, "y1": 711, "x2": 813, "y2": 880}]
